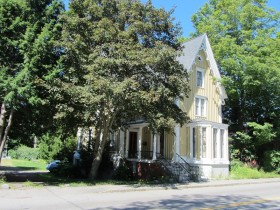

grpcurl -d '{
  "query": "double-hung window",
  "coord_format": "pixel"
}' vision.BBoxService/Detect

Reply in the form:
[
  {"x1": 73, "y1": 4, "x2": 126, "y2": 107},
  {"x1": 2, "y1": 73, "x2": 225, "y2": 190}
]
[
  {"x1": 195, "y1": 96, "x2": 207, "y2": 117},
  {"x1": 201, "y1": 127, "x2": 207, "y2": 158},
  {"x1": 196, "y1": 68, "x2": 204, "y2": 87},
  {"x1": 220, "y1": 129, "x2": 225, "y2": 159},
  {"x1": 213, "y1": 128, "x2": 218, "y2": 159}
]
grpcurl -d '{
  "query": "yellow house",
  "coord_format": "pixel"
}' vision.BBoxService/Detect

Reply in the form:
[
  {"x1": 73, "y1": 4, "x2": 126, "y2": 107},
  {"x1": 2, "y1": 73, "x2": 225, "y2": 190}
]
[
  {"x1": 82, "y1": 34, "x2": 229, "y2": 181},
  {"x1": 112, "y1": 34, "x2": 229, "y2": 180}
]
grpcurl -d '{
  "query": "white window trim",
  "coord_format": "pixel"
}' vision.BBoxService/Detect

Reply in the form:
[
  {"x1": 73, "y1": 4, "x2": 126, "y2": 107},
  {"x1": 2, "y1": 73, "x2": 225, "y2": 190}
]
[
  {"x1": 195, "y1": 96, "x2": 207, "y2": 117},
  {"x1": 196, "y1": 68, "x2": 205, "y2": 88}
]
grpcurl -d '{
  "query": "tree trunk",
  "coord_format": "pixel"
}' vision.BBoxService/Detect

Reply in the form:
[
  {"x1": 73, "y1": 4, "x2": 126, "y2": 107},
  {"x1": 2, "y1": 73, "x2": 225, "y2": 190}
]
[
  {"x1": 0, "y1": 105, "x2": 14, "y2": 164},
  {"x1": 88, "y1": 113, "x2": 115, "y2": 180},
  {"x1": 0, "y1": 103, "x2": 7, "y2": 142},
  {"x1": 88, "y1": 128, "x2": 108, "y2": 180}
]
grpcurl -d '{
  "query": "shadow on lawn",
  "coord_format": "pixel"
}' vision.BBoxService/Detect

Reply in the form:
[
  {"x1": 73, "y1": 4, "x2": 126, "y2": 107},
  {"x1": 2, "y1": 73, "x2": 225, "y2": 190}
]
[
  {"x1": 0, "y1": 165, "x2": 181, "y2": 187},
  {"x1": 0, "y1": 165, "x2": 92, "y2": 185}
]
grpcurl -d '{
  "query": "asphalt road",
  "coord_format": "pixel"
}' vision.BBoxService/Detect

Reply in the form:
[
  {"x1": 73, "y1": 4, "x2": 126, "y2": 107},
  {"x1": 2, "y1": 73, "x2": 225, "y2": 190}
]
[{"x1": 1, "y1": 179, "x2": 280, "y2": 210}]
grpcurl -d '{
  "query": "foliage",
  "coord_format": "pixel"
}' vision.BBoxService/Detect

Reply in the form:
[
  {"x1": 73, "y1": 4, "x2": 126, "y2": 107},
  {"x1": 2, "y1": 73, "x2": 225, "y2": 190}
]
[
  {"x1": 230, "y1": 159, "x2": 280, "y2": 179},
  {"x1": 231, "y1": 122, "x2": 276, "y2": 162},
  {"x1": 56, "y1": 135, "x2": 77, "y2": 161},
  {"x1": 55, "y1": 0, "x2": 190, "y2": 179},
  {"x1": 0, "y1": 0, "x2": 64, "y2": 160},
  {"x1": 263, "y1": 150, "x2": 280, "y2": 173},
  {"x1": 38, "y1": 133, "x2": 62, "y2": 162},
  {"x1": 52, "y1": 162, "x2": 82, "y2": 178},
  {"x1": 0, "y1": 175, "x2": 6, "y2": 184},
  {"x1": 9, "y1": 145, "x2": 39, "y2": 160},
  {"x1": 38, "y1": 132, "x2": 76, "y2": 162},
  {"x1": 113, "y1": 164, "x2": 133, "y2": 181},
  {"x1": 248, "y1": 122, "x2": 276, "y2": 146}
]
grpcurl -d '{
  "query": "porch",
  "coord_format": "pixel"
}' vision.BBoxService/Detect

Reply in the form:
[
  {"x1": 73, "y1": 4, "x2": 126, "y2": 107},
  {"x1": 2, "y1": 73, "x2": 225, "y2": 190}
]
[{"x1": 122, "y1": 122, "x2": 171, "y2": 161}]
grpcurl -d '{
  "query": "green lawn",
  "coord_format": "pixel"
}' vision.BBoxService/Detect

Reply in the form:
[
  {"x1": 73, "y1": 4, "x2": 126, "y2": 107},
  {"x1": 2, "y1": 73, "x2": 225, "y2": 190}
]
[
  {"x1": 1, "y1": 159, "x2": 279, "y2": 187},
  {"x1": 230, "y1": 163, "x2": 280, "y2": 179},
  {"x1": 1, "y1": 158, "x2": 47, "y2": 171}
]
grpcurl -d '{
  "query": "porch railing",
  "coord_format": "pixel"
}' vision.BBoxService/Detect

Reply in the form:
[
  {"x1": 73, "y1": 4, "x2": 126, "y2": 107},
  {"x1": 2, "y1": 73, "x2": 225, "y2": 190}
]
[
  {"x1": 126, "y1": 150, "x2": 200, "y2": 182},
  {"x1": 176, "y1": 153, "x2": 200, "y2": 181},
  {"x1": 127, "y1": 151, "x2": 163, "y2": 160},
  {"x1": 127, "y1": 151, "x2": 151, "y2": 159}
]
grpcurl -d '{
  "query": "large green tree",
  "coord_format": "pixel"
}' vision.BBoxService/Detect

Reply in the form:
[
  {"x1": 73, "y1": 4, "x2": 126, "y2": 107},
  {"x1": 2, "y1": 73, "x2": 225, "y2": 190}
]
[
  {"x1": 55, "y1": 0, "x2": 190, "y2": 179},
  {"x1": 0, "y1": 0, "x2": 64, "y2": 161},
  {"x1": 192, "y1": 0, "x2": 280, "y2": 162}
]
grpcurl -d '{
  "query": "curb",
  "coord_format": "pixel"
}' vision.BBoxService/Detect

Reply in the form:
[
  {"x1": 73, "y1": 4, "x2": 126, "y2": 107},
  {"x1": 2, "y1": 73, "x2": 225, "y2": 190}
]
[{"x1": 85, "y1": 178, "x2": 280, "y2": 194}]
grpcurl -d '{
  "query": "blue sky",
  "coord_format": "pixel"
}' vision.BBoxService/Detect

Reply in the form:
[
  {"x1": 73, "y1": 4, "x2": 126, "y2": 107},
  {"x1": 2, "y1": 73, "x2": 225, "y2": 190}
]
[{"x1": 62, "y1": 0, "x2": 280, "y2": 37}]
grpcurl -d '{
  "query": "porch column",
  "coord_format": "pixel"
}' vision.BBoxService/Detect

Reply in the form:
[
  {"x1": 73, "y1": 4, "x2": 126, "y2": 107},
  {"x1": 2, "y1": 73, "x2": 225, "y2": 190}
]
[
  {"x1": 174, "y1": 124, "x2": 180, "y2": 161},
  {"x1": 138, "y1": 127, "x2": 143, "y2": 159},
  {"x1": 217, "y1": 129, "x2": 221, "y2": 159},
  {"x1": 174, "y1": 98, "x2": 180, "y2": 161},
  {"x1": 156, "y1": 134, "x2": 160, "y2": 153},
  {"x1": 225, "y1": 129, "x2": 229, "y2": 161},
  {"x1": 190, "y1": 126, "x2": 193, "y2": 158},
  {"x1": 119, "y1": 130, "x2": 125, "y2": 157},
  {"x1": 152, "y1": 134, "x2": 157, "y2": 160},
  {"x1": 125, "y1": 130, "x2": 129, "y2": 158},
  {"x1": 77, "y1": 127, "x2": 83, "y2": 151}
]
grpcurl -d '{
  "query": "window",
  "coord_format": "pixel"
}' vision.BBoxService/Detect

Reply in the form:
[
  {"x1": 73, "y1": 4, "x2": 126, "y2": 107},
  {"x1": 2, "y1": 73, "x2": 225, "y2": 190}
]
[
  {"x1": 220, "y1": 129, "x2": 224, "y2": 158},
  {"x1": 213, "y1": 128, "x2": 218, "y2": 159},
  {"x1": 196, "y1": 69, "x2": 204, "y2": 87},
  {"x1": 202, "y1": 127, "x2": 207, "y2": 158},
  {"x1": 195, "y1": 96, "x2": 207, "y2": 117}
]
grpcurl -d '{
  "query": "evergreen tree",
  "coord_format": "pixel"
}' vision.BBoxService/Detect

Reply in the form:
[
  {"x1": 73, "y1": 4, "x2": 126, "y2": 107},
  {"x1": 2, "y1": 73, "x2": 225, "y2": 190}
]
[{"x1": 0, "y1": 0, "x2": 64, "y2": 161}]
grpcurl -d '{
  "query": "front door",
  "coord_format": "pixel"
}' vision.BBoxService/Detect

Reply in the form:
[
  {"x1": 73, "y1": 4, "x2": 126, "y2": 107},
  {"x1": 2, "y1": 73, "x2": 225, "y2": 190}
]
[
  {"x1": 160, "y1": 130, "x2": 164, "y2": 155},
  {"x1": 128, "y1": 132, "x2": 137, "y2": 158}
]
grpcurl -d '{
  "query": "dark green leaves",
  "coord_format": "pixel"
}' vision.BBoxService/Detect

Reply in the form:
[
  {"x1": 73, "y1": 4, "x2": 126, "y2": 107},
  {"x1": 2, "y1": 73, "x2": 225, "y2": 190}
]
[{"x1": 58, "y1": 0, "x2": 189, "y2": 131}]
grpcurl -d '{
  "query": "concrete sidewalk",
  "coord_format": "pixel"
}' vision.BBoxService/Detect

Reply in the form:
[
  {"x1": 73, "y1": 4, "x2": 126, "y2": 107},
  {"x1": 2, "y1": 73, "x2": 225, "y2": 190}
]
[
  {"x1": 2, "y1": 178, "x2": 279, "y2": 193},
  {"x1": 74, "y1": 178, "x2": 280, "y2": 193}
]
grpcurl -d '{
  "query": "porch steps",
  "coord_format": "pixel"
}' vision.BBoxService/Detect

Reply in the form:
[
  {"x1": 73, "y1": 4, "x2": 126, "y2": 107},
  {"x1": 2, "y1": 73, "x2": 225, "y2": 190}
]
[
  {"x1": 157, "y1": 159, "x2": 191, "y2": 183},
  {"x1": 156, "y1": 154, "x2": 199, "y2": 183}
]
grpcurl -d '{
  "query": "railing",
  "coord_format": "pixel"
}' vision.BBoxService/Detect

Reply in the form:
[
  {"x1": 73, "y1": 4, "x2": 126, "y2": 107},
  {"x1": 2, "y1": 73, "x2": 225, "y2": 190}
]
[
  {"x1": 125, "y1": 150, "x2": 200, "y2": 182},
  {"x1": 176, "y1": 153, "x2": 200, "y2": 181},
  {"x1": 128, "y1": 152, "x2": 138, "y2": 159},
  {"x1": 127, "y1": 151, "x2": 156, "y2": 160},
  {"x1": 156, "y1": 155, "x2": 180, "y2": 182},
  {"x1": 140, "y1": 151, "x2": 153, "y2": 159}
]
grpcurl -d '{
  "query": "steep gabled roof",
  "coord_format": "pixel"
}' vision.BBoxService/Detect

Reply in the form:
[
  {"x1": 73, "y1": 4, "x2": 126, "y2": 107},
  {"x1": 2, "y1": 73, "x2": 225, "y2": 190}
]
[
  {"x1": 177, "y1": 34, "x2": 227, "y2": 100},
  {"x1": 177, "y1": 34, "x2": 206, "y2": 71}
]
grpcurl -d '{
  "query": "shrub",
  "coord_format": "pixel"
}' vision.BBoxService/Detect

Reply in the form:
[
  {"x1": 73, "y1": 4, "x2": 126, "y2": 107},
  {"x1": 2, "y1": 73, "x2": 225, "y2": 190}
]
[
  {"x1": 230, "y1": 158, "x2": 280, "y2": 179},
  {"x1": 230, "y1": 159, "x2": 244, "y2": 170},
  {"x1": 263, "y1": 150, "x2": 280, "y2": 173},
  {"x1": 38, "y1": 133, "x2": 63, "y2": 162},
  {"x1": 113, "y1": 163, "x2": 133, "y2": 181},
  {"x1": 9, "y1": 145, "x2": 39, "y2": 160},
  {"x1": 38, "y1": 133, "x2": 76, "y2": 162},
  {"x1": 52, "y1": 161, "x2": 82, "y2": 178}
]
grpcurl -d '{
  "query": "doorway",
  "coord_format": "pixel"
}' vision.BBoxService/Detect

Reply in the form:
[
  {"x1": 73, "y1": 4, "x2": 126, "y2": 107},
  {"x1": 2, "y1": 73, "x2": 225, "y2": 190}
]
[
  {"x1": 128, "y1": 132, "x2": 137, "y2": 158},
  {"x1": 160, "y1": 130, "x2": 164, "y2": 156}
]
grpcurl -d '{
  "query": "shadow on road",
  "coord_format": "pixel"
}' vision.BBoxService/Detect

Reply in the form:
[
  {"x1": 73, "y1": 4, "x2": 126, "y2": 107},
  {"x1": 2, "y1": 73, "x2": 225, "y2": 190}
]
[{"x1": 93, "y1": 194, "x2": 279, "y2": 210}]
